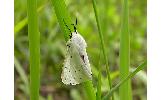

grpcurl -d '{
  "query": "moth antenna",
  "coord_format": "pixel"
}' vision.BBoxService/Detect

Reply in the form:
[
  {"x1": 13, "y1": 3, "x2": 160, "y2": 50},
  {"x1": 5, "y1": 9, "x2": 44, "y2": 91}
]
[
  {"x1": 75, "y1": 18, "x2": 77, "y2": 33},
  {"x1": 71, "y1": 23, "x2": 77, "y2": 33},
  {"x1": 76, "y1": 18, "x2": 77, "y2": 26}
]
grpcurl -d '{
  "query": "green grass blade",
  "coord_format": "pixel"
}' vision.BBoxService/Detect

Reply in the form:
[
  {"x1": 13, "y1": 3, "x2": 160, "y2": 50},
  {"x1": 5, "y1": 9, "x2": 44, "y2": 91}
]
[
  {"x1": 92, "y1": 0, "x2": 114, "y2": 99},
  {"x1": 14, "y1": 3, "x2": 46, "y2": 37},
  {"x1": 50, "y1": 0, "x2": 73, "y2": 41},
  {"x1": 50, "y1": 0, "x2": 96, "y2": 100},
  {"x1": 119, "y1": 0, "x2": 132, "y2": 99},
  {"x1": 14, "y1": 18, "x2": 28, "y2": 35},
  {"x1": 81, "y1": 81, "x2": 96, "y2": 100},
  {"x1": 102, "y1": 61, "x2": 147, "y2": 100},
  {"x1": 27, "y1": 0, "x2": 40, "y2": 99}
]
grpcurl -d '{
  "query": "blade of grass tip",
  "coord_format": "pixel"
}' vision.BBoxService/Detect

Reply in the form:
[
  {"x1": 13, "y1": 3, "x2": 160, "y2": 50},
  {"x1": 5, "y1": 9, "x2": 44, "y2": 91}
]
[
  {"x1": 92, "y1": 0, "x2": 114, "y2": 99},
  {"x1": 27, "y1": 0, "x2": 40, "y2": 99},
  {"x1": 14, "y1": 3, "x2": 47, "y2": 37},
  {"x1": 50, "y1": 0, "x2": 96, "y2": 100},
  {"x1": 119, "y1": 0, "x2": 132, "y2": 99},
  {"x1": 102, "y1": 61, "x2": 147, "y2": 100}
]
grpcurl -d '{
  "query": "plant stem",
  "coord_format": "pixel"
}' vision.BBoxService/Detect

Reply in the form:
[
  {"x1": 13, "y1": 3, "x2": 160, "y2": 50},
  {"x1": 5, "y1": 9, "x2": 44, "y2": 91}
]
[
  {"x1": 92, "y1": 0, "x2": 114, "y2": 99},
  {"x1": 51, "y1": 0, "x2": 73, "y2": 42},
  {"x1": 119, "y1": 0, "x2": 132, "y2": 99},
  {"x1": 27, "y1": 0, "x2": 40, "y2": 99}
]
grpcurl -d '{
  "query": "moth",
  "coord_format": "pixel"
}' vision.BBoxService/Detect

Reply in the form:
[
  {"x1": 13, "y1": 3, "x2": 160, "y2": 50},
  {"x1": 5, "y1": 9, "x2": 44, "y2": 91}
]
[{"x1": 61, "y1": 19, "x2": 92, "y2": 85}]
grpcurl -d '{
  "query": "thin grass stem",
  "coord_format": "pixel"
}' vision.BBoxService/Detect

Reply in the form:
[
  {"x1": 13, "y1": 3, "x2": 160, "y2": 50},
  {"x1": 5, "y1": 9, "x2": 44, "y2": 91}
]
[
  {"x1": 102, "y1": 61, "x2": 147, "y2": 100},
  {"x1": 92, "y1": 0, "x2": 114, "y2": 99},
  {"x1": 119, "y1": 0, "x2": 132, "y2": 99},
  {"x1": 27, "y1": 0, "x2": 40, "y2": 99}
]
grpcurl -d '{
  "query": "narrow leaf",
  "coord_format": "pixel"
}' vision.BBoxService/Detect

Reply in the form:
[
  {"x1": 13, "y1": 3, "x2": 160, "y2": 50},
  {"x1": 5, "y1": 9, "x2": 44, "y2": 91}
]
[
  {"x1": 102, "y1": 61, "x2": 147, "y2": 100},
  {"x1": 92, "y1": 0, "x2": 114, "y2": 99},
  {"x1": 119, "y1": 0, "x2": 132, "y2": 99},
  {"x1": 27, "y1": 0, "x2": 40, "y2": 99}
]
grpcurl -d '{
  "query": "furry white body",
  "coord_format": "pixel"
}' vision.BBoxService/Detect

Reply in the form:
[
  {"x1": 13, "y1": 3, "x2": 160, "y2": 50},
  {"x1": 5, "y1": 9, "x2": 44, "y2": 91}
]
[{"x1": 61, "y1": 32, "x2": 92, "y2": 85}]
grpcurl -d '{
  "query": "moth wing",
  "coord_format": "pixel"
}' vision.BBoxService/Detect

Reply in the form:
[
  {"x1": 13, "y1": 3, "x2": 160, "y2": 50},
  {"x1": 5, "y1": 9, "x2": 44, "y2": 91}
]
[
  {"x1": 71, "y1": 32, "x2": 87, "y2": 49},
  {"x1": 71, "y1": 32, "x2": 92, "y2": 79},
  {"x1": 81, "y1": 50, "x2": 92, "y2": 77},
  {"x1": 68, "y1": 41, "x2": 92, "y2": 83},
  {"x1": 61, "y1": 53, "x2": 79, "y2": 85},
  {"x1": 62, "y1": 40, "x2": 92, "y2": 85}
]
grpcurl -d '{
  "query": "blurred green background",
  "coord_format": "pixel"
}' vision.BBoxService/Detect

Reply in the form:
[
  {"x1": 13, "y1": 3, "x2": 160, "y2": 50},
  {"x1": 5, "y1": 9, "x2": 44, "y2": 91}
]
[{"x1": 14, "y1": 0, "x2": 147, "y2": 100}]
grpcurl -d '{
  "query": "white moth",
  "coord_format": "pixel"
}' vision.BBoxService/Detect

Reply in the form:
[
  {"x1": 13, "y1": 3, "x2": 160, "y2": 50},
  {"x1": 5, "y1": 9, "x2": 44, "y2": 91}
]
[{"x1": 61, "y1": 31, "x2": 92, "y2": 85}]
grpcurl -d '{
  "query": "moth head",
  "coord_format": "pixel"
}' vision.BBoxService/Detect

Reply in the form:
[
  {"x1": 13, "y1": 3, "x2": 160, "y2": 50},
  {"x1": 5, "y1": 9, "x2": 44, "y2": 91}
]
[
  {"x1": 71, "y1": 18, "x2": 78, "y2": 33},
  {"x1": 63, "y1": 18, "x2": 78, "y2": 39}
]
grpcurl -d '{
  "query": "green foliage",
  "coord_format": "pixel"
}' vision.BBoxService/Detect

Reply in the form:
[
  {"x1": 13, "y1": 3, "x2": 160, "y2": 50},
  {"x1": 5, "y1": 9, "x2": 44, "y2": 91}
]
[
  {"x1": 27, "y1": 0, "x2": 40, "y2": 100},
  {"x1": 14, "y1": 57, "x2": 29, "y2": 96},
  {"x1": 92, "y1": 0, "x2": 114, "y2": 99},
  {"x1": 51, "y1": 0, "x2": 96, "y2": 100},
  {"x1": 14, "y1": 3, "x2": 46, "y2": 37},
  {"x1": 96, "y1": 71, "x2": 101, "y2": 100},
  {"x1": 119, "y1": 0, "x2": 132, "y2": 100},
  {"x1": 103, "y1": 61, "x2": 147, "y2": 100},
  {"x1": 14, "y1": 0, "x2": 147, "y2": 99},
  {"x1": 50, "y1": 0, "x2": 73, "y2": 41}
]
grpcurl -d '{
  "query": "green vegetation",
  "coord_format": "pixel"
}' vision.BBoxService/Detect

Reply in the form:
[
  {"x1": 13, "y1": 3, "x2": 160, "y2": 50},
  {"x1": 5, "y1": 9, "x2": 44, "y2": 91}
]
[
  {"x1": 14, "y1": 0, "x2": 147, "y2": 100},
  {"x1": 51, "y1": 0, "x2": 96, "y2": 100},
  {"x1": 27, "y1": 0, "x2": 40, "y2": 100},
  {"x1": 103, "y1": 61, "x2": 147, "y2": 100},
  {"x1": 92, "y1": 0, "x2": 114, "y2": 99},
  {"x1": 119, "y1": 0, "x2": 132, "y2": 100},
  {"x1": 50, "y1": 0, "x2": 72, "y2": 41}
]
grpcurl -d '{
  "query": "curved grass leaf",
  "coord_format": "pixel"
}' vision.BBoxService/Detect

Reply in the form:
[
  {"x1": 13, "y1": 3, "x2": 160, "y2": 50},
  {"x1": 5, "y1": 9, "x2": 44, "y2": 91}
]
[{"x1": 102, "y1": 61, "x2": 147, "y2": 100}]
